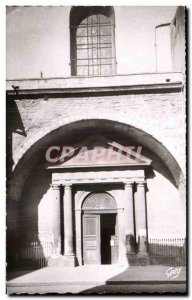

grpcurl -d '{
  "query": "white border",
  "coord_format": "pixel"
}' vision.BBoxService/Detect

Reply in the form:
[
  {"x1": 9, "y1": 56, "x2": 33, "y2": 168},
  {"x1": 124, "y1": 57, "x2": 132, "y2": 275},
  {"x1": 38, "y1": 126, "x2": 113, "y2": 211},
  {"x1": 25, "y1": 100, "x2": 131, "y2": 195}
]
[
  {"x1": 1, "y1": 1, "x2": 190, "y2": 299},
  {"x1": 2, "y1": 0, "x2": 192, "y2": 5}
]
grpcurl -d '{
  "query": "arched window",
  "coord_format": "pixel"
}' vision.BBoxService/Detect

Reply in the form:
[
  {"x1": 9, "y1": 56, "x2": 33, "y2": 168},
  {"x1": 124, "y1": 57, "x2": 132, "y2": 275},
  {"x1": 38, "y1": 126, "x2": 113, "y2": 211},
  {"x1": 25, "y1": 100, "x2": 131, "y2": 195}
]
[{"x1": 70, "y1": 6, "x2": 116, "y2": 76}]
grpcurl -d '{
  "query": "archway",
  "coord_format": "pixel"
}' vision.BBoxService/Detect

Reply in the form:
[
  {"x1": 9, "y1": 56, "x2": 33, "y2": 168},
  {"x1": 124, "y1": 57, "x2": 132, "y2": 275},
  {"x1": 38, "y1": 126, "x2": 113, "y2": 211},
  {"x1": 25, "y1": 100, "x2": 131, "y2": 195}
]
[
  {"x1": 70, "y1": 6, "x2": 116, "y2": 76},
  {"x1": 7, "y1": 118, "x2": 186, "y2": 269},
  {"x1": 8, "y1": 118, "x2": 185, "y2": 203},
  {"x1": 82, "y1": 192, "x2": 118, "y2": 265}
]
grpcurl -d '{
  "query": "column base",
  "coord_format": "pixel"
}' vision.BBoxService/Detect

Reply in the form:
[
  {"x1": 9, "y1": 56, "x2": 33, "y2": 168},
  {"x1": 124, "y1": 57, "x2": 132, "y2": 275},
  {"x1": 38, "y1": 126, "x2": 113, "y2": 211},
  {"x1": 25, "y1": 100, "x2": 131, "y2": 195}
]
[
  {"x1": 76, "y1": 256, "x2": 83, "y2": 266},
  {"x1": 126, "y1": 253, "x2": 137, "y2": 266},
  {"x1": 48, "y1": 255, "x2": 76, "y2": 267},
  {"x1": 119, "y1": 253, "x2": 150, "y2": 266},
  {"x1": 62, "y1": 254, "x2": 76, "y2": 267},
  {"x1": 118, "y1": 253, "x2": 137, "y2": 267},
  {"x1": 136, "y1": 252, "x2": 150, "y2": 266}
]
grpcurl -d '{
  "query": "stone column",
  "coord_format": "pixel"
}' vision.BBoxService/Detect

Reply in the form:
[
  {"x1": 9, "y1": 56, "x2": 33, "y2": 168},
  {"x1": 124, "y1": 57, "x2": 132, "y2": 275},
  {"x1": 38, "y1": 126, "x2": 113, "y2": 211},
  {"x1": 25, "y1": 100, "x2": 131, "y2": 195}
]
[
  {"x1": 75, "y1": 209, "x2": 82, "y2": 265},
  {"x1": 49, "y1": 184, "x2": 61, "y2": 263},
  {"x1": 63, "y1": 184, "x2": 75, "y2": 266},
  {"x1": 124, "y1": 182, "x2": 135, "y2": 255},
  {"x1": 135, "y1": 181, "x2": 149, "y2": 263}
]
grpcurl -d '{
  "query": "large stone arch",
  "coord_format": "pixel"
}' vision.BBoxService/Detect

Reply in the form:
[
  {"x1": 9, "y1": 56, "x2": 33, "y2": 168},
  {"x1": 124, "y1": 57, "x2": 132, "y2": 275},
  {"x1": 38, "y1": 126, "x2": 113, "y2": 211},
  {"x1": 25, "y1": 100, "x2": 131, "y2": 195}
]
[{"x1": 8, "y1": 115, "x2": 185, "y2": 202}]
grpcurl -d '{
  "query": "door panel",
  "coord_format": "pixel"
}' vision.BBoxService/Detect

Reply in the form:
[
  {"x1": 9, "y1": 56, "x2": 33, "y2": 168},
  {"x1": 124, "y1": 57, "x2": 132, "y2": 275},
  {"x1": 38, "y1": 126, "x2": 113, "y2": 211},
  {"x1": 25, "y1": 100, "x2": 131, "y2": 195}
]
[{"x1": 83, "y1": 214, "x2": 100, "y2": 264}]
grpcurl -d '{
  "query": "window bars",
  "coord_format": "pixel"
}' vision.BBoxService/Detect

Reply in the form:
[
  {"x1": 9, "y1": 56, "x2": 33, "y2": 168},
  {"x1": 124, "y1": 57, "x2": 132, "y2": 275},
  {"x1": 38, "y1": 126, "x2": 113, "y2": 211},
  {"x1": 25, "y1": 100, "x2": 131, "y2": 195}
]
[{"x1": 72, "y1": 14, "x2": 116, "y2": 76}]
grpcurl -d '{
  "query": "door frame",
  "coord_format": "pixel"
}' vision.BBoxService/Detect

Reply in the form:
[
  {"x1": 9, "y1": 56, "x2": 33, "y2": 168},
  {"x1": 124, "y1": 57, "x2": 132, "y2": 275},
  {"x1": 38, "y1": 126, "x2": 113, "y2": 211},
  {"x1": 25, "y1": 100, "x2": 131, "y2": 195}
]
[{"x1": 82, "y1": 210, "x2": 118, "y2": 265}]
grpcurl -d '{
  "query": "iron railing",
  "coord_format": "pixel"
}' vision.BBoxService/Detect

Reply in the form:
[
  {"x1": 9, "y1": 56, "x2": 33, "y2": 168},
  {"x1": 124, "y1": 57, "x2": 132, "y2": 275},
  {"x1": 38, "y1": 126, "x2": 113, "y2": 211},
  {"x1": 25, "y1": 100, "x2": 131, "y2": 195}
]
[
  {"x1": 148, "y1": 238, "x2": 186, "y2": 266},
  {"x1": 10, "y1": 238, "x2": 186, "y2": 270},
  {"x1": 14, "y1": 241, "x2": 53, "y2": 270}
]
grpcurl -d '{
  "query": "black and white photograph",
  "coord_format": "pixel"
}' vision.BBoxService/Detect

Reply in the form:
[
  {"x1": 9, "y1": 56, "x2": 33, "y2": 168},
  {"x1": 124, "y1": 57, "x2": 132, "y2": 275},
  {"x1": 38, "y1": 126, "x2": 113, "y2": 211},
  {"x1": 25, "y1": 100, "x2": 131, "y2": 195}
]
[{"x1": 5, "y1": 3, "x2": 187, "y2": 295}]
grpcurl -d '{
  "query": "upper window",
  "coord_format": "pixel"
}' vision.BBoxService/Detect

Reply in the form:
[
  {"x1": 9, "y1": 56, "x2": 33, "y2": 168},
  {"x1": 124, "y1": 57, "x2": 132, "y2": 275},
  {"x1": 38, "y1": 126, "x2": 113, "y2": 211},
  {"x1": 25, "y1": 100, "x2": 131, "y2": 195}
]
[{"x1": 70, "y1": 6, "x2": 116, "y2": 76}]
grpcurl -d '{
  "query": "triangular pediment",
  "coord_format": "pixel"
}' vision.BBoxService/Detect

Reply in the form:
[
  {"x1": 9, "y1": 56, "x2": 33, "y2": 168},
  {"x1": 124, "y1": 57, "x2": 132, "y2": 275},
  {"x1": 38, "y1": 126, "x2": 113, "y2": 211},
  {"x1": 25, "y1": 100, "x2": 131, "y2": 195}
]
[{"x1": 46, "y1": 135, "x2": 151, "y2": 169}]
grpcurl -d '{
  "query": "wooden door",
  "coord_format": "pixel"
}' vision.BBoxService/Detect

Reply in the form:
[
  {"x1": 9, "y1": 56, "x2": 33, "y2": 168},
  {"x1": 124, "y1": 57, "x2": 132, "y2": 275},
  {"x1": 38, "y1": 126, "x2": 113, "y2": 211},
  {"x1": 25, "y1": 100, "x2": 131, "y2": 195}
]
[{"x1": 83, "y1": 214, "x2": 101, "y2": 264}]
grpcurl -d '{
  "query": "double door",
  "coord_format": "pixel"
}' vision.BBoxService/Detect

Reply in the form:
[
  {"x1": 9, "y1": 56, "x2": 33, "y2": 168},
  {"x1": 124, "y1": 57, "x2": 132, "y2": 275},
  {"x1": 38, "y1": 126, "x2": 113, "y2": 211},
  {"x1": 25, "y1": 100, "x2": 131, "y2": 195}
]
[{"x1": 83, "y1": 213, "x2": 118, "y2": 265}]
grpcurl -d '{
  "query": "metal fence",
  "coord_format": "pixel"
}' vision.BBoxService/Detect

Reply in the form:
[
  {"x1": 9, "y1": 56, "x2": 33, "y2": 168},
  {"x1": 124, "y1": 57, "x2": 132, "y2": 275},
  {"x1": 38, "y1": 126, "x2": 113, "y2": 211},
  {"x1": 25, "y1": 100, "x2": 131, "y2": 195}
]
[
  {"x1": 11, "y1": 238, "x2": 186, "y2": 270},
  {"x1": 14, "y1": 241, "x2": 53, "y2": 270},
  {"x1": 148, "y1": 238, "x2": 186, "y2": 266}
]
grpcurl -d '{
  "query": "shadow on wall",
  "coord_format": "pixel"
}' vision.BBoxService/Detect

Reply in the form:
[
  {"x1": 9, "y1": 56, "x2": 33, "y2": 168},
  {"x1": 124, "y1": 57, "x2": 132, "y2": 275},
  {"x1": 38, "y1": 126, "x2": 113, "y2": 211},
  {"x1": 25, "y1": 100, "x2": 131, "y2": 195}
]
[
  {"x1": 6, "y1": 99, "x2": 26, "y2": 178},
  {"x1": 124, "y1": 235, "x2": 186, "y2": 267},
  {"x1": 7, "y1": 164, "x2": 52, "y2": 275}
]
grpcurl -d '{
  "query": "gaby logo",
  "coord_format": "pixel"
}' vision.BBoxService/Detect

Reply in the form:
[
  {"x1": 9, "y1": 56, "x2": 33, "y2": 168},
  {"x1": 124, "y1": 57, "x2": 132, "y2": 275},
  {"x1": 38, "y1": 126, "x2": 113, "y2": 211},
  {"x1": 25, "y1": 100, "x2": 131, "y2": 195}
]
[
  {"x1": 45, "y1": 145, "x2": 143, "y2": 164},
  {"x1": 166, "y1": 267, "x2": 182, "y2": 280}
]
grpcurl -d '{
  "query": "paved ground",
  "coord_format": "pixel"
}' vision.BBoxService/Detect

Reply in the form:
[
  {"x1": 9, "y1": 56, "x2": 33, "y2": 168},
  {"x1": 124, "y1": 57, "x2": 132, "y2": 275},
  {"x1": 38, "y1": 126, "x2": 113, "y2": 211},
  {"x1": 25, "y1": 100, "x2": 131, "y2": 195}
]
[{"x1": 7, "y1": 265, "x2": 187, "y2": 294}]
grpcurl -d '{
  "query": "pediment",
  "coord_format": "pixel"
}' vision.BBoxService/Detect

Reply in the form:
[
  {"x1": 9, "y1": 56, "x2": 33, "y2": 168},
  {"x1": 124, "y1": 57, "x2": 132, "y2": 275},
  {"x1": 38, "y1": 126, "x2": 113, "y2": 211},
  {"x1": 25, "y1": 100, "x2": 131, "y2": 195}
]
[{"x1": 46, "y1": 135, "x2": 151, "y2": 169}]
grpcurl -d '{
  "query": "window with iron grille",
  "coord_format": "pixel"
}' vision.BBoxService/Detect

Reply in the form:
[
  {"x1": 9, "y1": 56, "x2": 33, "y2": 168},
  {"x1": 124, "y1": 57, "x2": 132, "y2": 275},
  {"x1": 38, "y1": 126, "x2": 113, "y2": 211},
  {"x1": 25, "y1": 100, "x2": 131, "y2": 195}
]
[{"x1": 70, "y1": 7, "x2": 116, "y2": 76}]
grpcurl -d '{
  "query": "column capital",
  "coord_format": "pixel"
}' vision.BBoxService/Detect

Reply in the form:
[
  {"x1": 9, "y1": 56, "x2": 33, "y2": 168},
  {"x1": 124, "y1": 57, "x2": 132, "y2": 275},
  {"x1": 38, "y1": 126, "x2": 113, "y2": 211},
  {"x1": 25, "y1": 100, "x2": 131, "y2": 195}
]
[
  {"x1": 136, "y1": 181, "x2": 146, "y2": 187},
  {"x1": 51, "y1": 183, "x2": 61, "y2": 190},
  {"x1": 124, "y1": 181, "x2": 134, "y2": 188},
  {"x1": 65, "y1": 184, "x2": 72, "y2": 190}
]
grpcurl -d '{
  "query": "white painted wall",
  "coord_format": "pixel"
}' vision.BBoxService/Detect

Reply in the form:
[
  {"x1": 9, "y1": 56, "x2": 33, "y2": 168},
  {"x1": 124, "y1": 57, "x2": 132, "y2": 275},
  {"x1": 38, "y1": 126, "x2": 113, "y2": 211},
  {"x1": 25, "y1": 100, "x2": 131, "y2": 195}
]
[
  {"x1": 147, "y1": 170, "x2": 185, "y2": 238},
  {"x1": 156, "y1": 25, "x2": 172, "y2": 72}
]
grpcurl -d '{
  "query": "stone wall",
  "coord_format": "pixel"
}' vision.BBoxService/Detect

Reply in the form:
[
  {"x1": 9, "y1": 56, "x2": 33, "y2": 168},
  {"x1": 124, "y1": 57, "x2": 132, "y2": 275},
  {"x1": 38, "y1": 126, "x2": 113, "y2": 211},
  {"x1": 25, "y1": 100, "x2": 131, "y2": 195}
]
[{"x1": 10, "y1": 89, "x2": 185, "y2": 174}]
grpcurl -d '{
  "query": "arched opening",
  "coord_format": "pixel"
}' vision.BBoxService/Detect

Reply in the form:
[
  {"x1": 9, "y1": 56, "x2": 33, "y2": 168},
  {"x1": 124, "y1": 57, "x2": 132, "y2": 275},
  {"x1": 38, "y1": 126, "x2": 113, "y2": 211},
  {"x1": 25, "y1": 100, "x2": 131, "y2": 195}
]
[
  {"x1": 70, "y1": 6, "x2": 116, "y2": 76},
  {"x1": 8, "y1": 118, "x2": 184, "y2": 203},
  {"x1": 7, "y1": 119, "x2": 185, "y2": 269},
  {"x1": 82, "y1": 192, "x2": 117, "y2": 211},
  {"x1": 82, "y1": 192, "x2": 118, "y2": 265}
]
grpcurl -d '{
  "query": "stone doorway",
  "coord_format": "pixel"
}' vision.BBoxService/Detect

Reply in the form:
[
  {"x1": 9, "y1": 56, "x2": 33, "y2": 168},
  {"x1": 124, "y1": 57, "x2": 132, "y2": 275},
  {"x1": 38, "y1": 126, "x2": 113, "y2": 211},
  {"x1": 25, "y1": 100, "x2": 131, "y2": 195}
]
[
  {"x1": 83, "y1": 213, "x2": 118, "y2": 265},
  {"x1": 82, "y1": 192, "x2": 118, "y2": 265}
]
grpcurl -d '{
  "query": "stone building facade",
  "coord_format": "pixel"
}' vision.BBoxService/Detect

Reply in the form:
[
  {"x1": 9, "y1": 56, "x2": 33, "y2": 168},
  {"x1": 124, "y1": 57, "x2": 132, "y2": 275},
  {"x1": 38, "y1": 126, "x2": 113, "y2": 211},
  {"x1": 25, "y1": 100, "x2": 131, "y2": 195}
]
[{"x1": 6, "y1": 6, "x2": 186, "y2": 268}]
